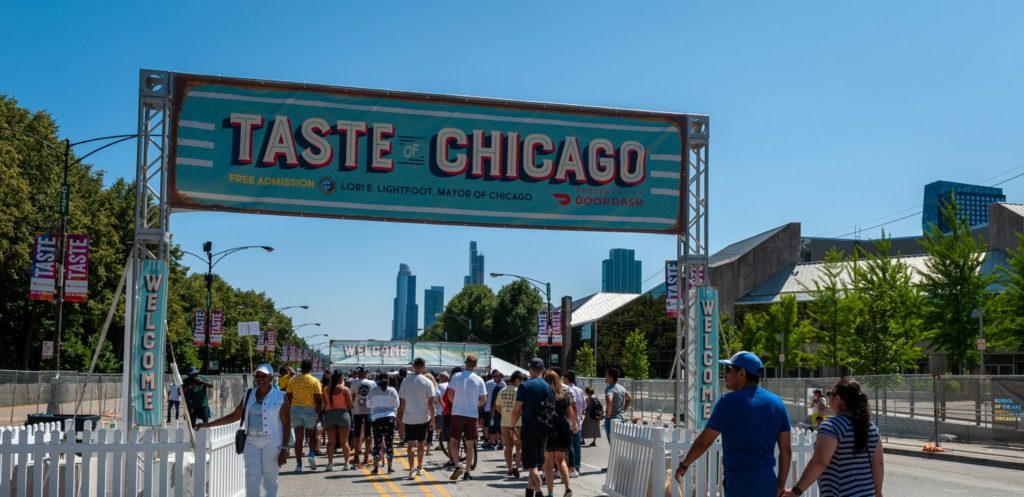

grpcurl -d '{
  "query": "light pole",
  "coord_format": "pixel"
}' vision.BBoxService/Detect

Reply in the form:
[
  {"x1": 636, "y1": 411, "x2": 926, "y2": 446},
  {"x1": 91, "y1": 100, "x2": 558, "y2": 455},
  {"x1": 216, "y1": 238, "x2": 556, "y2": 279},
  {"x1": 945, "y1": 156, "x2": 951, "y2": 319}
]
[
  {"x1": 0, "y1": 127, "x2": 137, "y2": 379},
  {"x1": 491, "y1": 272, "x2": 552, "y2": 366},
  {"x1": 183, "y1": 242, "x2": 273, "y2": 374},
  {"x1": 448, "y1": 315, "x2": 473, "y2": 341},
  {"x1": 434, "y1": 313, "x2": 448, "y2": 341},
  {"x1": 972, "y1": 308, "x2": 985, "y2": 375}
]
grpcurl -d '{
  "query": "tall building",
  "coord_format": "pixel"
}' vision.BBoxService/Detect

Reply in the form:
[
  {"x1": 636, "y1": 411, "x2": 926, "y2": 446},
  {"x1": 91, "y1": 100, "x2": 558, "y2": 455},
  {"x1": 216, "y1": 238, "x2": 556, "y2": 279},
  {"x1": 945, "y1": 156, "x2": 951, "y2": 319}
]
[
  {"x1": 463, "y1": 241, "x2": 485, "y2": 286},
  {"x1": 601, "y1": 248, "x2": 642, "y2": 293},
  {"x1": 922, "y1": 181, "x2": 1005, "y2": 232},
  {"x1": 391, "y1": 263, "x2": 418, "y2": 341},
  {"x1": 423, "y1": 286, "x2": 444, "y2": 330}
]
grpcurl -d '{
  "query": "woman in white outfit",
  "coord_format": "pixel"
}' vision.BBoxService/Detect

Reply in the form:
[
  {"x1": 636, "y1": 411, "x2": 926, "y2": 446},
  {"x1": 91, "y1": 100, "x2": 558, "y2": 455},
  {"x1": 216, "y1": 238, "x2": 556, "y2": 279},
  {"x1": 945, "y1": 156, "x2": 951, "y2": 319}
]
[{"x1": 201, "y1": 364, "x2": 292, "y2": 497}]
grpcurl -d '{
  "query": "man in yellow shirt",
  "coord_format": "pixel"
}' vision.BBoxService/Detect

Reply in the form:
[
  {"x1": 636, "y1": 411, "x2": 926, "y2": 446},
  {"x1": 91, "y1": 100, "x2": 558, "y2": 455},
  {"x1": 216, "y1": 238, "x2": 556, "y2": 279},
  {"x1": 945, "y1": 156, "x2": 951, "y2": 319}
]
[
  {"x1": 278, "y1": 366, "x2": 294, "y2": 391},
  {"x1": 286, "y1": 360, "x2": 323, "y2": 472}
]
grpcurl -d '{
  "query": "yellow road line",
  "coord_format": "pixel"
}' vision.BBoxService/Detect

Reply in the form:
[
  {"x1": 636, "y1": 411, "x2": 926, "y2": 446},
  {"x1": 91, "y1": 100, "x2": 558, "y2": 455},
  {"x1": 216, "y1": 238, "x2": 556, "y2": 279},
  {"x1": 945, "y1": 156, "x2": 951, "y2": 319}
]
[
  {"x1": 357, "y1": 464, "x2": 394, "y2": 497},
  {"x1": 395, "y1": 446, "x2": 452, "y2": 497},
  {"x1": 392, "y1": 451, "x2": 438, "y2": 497}
]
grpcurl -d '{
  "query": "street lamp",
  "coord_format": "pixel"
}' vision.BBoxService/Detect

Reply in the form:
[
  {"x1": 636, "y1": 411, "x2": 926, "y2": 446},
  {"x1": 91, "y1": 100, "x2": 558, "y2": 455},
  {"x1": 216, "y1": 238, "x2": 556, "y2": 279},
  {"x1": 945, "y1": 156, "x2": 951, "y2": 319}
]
[
  {"x1": 182, "y1": 242, "x2": 274, "y2": 374},
  {"x1": 433, "y1": 313, "x2": 449, "y2": 341},
  {"x1": 491, "y1": 272, "x2": 553, "y2": 365},
  {"x1": 972, "y1": 308, "x2": 985, "y2": 375},
  {"x1": 236, "y1": 305, "x2": 309, "y2": 371},
  {"x1": 299, "y1": 331, "x2": 327, "y2": 342},
  {"x1": 294, "y1": 324, "x2": 323, "y2": 334},
  {"x1": 0, "y1": 127, "x2": 138, "y2": 382}
]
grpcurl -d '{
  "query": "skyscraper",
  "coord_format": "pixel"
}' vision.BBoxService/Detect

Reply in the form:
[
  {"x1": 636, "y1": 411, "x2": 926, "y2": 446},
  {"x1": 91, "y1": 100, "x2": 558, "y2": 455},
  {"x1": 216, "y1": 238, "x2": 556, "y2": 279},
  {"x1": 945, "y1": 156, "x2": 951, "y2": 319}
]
[
  {"x1": 463, "y1": 241, "x2": 485, "y2": 287},
  {"x1": 423, "y1": 286, "x2": 444, "y2": 330},
  {"x1": 392, "y1": 263, "x2": 418, "y2": 341},
  {"x1": 922, "y1": 181, "x2": 1005, "y2": 232},
  {"x1": 602, "y1": 248, "x2": 642, "y2": 294}
]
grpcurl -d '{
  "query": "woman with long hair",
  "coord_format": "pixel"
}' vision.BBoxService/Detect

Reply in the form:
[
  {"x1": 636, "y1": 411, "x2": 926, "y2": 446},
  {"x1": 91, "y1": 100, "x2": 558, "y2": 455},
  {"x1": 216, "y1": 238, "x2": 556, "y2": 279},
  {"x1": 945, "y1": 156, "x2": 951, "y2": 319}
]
[
  {"x1": 784, "y1": 379, "x2": 884, "y2": 497},
  {"x1": 323, "y1": 370, "x2": 354, "y2": 471},
  {"x1": 542, "y1": 370, "x2": 578, "y2": 497}
]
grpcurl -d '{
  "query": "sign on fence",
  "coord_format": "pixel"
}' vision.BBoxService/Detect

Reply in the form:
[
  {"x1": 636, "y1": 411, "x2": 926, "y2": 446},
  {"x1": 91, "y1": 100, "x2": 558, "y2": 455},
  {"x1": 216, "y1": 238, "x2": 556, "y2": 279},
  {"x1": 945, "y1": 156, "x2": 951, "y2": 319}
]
[{"x1": 132, "y1": 259, "x2": 168, "y2": 426}]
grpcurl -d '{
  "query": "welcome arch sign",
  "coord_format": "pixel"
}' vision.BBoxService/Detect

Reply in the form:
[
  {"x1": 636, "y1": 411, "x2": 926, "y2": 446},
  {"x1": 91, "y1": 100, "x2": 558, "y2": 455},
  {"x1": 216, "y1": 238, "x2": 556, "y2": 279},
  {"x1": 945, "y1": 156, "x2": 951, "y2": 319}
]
[{"x1": 126, "y1": 70, "x2": 710, "y2": 427}]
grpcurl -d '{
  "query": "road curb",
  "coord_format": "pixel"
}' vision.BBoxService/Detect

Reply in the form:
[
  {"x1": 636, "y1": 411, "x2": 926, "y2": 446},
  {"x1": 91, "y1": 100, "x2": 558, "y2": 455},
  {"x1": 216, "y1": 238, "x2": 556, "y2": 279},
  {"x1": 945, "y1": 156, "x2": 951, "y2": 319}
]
[{"x1": 884, "y1": 446, "x2": 1024, "y2": 471}]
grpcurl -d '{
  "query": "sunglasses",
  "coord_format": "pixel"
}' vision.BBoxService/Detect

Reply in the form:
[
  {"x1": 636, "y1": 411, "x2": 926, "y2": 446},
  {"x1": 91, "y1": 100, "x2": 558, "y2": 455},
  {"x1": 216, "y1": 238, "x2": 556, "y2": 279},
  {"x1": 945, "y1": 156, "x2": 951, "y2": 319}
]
[{"x1": 254, "y1": 373, "x2": 269, "y2": 379}]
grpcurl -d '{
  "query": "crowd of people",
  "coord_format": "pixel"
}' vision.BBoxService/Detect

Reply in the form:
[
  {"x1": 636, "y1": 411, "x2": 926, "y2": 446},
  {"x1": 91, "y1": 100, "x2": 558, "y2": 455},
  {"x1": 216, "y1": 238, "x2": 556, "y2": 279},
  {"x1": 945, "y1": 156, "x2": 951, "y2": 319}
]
[{"x1": 186, "y1": 350, "x2": 884, "y2": 497}]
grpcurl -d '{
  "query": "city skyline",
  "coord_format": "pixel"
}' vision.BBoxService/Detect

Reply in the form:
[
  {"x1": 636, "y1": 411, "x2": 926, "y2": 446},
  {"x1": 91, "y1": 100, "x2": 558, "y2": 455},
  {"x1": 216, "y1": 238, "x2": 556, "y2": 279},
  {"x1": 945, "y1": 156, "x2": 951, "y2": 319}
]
[
  {"x1": 602, "y1": 248, "x2": 643, "y2": 294},
  {"x1": 464, "y1": 241, "x2": 485, "y2": 287},
  {"x1": 391, "y1": 263, "x2": 418, "y2": 341}
]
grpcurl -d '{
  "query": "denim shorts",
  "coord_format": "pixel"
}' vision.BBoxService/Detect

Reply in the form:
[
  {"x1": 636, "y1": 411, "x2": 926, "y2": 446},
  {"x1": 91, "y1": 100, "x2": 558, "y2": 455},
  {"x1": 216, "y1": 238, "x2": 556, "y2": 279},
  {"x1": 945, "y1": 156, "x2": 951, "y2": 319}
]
[{"x1": 291, "y1": 406, "x2": 318, "y2": 429}]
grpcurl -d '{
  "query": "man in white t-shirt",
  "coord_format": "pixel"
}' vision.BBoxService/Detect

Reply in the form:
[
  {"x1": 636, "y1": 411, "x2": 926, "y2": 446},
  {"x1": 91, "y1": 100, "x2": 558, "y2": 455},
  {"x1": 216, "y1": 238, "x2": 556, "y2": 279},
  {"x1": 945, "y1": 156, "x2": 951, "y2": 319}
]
[
  {"x1": 399, "y1": 358, "x2": 436, "y2": 479},
  {"x1": 166, "y1": 383, "x2": 181, "y2": 423},
  {"x1": 445, "y1": 355, "x2": 487, "y2": 480}
]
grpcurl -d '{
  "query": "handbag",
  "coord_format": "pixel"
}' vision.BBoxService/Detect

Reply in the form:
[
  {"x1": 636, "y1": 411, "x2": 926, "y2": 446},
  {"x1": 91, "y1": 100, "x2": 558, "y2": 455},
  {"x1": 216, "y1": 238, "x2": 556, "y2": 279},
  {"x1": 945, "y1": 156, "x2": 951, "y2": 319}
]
[{"x1": 235, "y1": 388, "x2": 253, "y2": 454}]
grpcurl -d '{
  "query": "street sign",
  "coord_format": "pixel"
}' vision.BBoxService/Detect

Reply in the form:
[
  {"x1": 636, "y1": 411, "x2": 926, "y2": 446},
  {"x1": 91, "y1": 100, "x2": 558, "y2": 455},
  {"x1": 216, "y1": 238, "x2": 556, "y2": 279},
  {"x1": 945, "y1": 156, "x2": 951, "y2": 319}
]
[
  {"x1": 42, "y1": 341, "x2": 54, "y2": 359},
  {"x1": 977, "y1": 338, "x2": 986, "y2": 351}
]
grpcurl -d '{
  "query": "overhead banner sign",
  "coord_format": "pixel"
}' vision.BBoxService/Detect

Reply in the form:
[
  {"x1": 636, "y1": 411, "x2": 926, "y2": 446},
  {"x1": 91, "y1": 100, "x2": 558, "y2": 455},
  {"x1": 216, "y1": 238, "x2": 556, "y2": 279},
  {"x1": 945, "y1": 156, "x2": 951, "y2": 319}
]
[
  {"x1": 665, "y1": 260, "x2": 678, "y2": 318},
  {"x1": 238, "y1": 321, "x2": 261, "y2": 337},
  {"x1": 167, "y1": 72, "x2": 693, "y2": 233},
  {"x1": 329, "y1": 340, "x2": 412, "y2": 365},
  {"x1": 133, "y1": 259, "x2": 169, "y2": 426},
  {"x1": 29, "y1": 232, "x2": 58, "y2": 301},
  {"x1": 413, "y1": 342, "x2": 492, "y2": 369},
  {"x1": 63, "y1": 234, "x2": 90, "y2": 302}
]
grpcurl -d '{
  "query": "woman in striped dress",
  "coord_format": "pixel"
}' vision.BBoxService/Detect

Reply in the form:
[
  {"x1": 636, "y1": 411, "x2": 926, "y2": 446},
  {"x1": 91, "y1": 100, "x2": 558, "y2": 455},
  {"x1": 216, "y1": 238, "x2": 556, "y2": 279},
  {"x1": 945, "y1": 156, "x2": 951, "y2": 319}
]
[{"x1": 784, "y1": 379, "x2": 884, "y2": 497}]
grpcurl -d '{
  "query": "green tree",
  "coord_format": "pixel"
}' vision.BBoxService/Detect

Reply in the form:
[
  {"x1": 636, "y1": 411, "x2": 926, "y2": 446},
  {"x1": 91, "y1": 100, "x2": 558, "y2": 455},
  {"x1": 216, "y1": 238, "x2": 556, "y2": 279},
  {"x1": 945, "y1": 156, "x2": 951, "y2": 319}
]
[
  {"x1": 742, "y1": 295, "x2": 811, "y2": 373},
  {"x1": 990, "y1": 233, "x2": 1024, "y2": 351},
  {"x1": 848, "y1": 236, "x2": 924, "y2": 374},
  {"x1": 425, "y1": 285, "x2": 496, "y2": 343},
  {"x1": 574, "y1": 341, "x2": 596, "y2": 377},
  {"x1": 621, "y1": 328, "x2": 650, "y2": 379},
  {"x1": 719, "y1": 313, "x2": 744, "y2": 358},
  {"x1": 491, "y1": 279, "x2": 542, "y2": 364},
  {"x1": 594, "y1": 295, "x2": 676, "y2": 377},
  {"x1": 919, "y1": 197, "x2": 998, "y2": 372},
  {"x1": 803, "y1": 248, "x2": 859, "y2": 372}
]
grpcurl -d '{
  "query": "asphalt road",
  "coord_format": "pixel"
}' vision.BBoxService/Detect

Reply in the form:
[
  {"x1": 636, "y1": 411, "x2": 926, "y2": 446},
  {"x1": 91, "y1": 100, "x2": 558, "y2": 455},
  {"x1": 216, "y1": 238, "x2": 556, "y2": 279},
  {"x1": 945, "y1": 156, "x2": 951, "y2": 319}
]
[{"x1": 277, "y1": 441, "x2": 1024, "y2": 497}]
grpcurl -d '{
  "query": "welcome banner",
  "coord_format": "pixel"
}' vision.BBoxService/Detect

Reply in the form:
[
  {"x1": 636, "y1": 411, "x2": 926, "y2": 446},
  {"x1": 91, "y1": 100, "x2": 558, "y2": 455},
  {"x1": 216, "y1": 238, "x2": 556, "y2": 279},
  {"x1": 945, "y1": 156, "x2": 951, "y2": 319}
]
[
  {"x1": 133, "y1": 259, "x2": 168, "y2": 426},
  {"x1": 168, "y1": 73, "x2": 694, "y2": 234}
]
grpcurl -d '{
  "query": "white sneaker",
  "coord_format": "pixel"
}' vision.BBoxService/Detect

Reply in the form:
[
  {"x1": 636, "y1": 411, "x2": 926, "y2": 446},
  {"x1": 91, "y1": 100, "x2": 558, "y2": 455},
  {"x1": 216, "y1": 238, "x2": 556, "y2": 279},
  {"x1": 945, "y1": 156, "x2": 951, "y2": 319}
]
[
  {"x1": 408, "y1": 469, "x2": 416, "y2": 480},
  {"x1": 570, "y1": 469, "x2": 580, "y2": 478},
  {"x1": 416, "y1": 467, "x2": 425, "y2": 476}
]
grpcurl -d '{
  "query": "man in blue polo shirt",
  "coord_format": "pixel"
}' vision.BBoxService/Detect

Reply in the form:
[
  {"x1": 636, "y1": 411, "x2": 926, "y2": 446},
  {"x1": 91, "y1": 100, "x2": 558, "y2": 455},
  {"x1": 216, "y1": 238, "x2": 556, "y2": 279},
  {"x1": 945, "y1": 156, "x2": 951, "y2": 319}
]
[{"x1": 674, "y1": 351, "x2": 792, "y2": 497}]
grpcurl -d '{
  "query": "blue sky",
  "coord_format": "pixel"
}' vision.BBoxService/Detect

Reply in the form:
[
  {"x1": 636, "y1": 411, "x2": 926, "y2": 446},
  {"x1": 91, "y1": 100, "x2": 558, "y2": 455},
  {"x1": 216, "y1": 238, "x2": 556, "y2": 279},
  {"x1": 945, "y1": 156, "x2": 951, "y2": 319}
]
[{"x1": 3, "y1": 1, "x2": 1023, "y2": 343}]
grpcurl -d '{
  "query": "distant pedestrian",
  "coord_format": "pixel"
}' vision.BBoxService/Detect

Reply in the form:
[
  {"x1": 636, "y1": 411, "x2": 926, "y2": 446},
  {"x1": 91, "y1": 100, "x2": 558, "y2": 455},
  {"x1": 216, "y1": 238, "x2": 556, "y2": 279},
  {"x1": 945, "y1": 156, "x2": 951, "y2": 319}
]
[
  {"x1": 183, "y1": 367, "x2": 213, "y2": 428},
  {"x1": 543, "y1": 371, "x2": 578, "y2": 497},
  {"x1": 276, "y1": 366, "x2": 294, "y2": 391},
  {"x1": 199, "y1": 364, "x2": 291, "y2": 497},
  {"x1": 674, "y1": 352, "x2": 792, "y2": 497},
  {"x1": 286, "y1": 359, "x2": 323, "y2": 472},
  {"x1": 603, "y1": 367, "x2": 632, "y2": 443},
  {"x1": 510, "y1": 358, "x2": 553, "y2": 497},
  {"x1": 166, "y1": 382, "x2": 181, "y2": 423},
  {"x1": 810, "y1": 389, "x2": 830, "y2": 430},
  {"x1": 784, "y1": 379, "x2": 884, "y2": 497},
  {"x1": 347, "y1": 366, "x2": 376, "y2": 466},
  {"x1": 322, "y1": 370, "x2": 353, "y2": 471},
  {"x1": 494, "y1": 371, "x2": 524, "y2": 478},
  {"x1": 445, "y1": 356, "x2": 487, "y2": 481},
  {"x1": 483, "y1": 370, "x2": 506, "y2": 450},
  {"x1": 581, "y1": 387, "x2": 601, "y2": 446},
  {"x1": 424, "y1": 371, "x2": 440, "y2": 455},
  {"x1": 563, "y1": 370, "x2": 586, "y2": 478},
  {"x1": 437, "y1": 371, "x2": 453, "y2": 463},
  {"x1": 399, "y1": 358, "x2": 436, "y2": 479},
  {"x1": 368, "y1": 375, "x2": 400, "y2": 474}
]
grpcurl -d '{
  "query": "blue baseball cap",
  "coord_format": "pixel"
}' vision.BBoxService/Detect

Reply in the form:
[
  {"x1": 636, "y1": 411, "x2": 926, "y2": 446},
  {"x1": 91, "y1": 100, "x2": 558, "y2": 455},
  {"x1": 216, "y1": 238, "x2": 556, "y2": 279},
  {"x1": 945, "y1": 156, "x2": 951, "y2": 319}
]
[{"x1": 719, "y1": 351, "x2": 762, "y2": 378}]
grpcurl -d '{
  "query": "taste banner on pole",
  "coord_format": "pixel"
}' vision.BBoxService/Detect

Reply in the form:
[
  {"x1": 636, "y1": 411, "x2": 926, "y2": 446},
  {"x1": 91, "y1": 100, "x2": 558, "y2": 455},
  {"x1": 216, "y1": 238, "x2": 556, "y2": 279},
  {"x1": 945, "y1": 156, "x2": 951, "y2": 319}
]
[
  {"x1": 63, "y1": 234, "x2": 90, "y2": 302},
  {"x1": 29, "y1": 232, "x2": 58, "y2": 301},
  {"x1": 665, "y1": 260, "x2": 678, "y2": 318},
  {"x1": 265, "y1": 328, "x2": 276, "y2": 353},
  {"x1": 537, "y1": 311, "x2": 563, "y2": 346},
  {"x1": 209, "y1": 310, "x2": 223, "y2": 346},
  {"x1": 193, "y1": 311, "x2": 206, "y2": 346}
]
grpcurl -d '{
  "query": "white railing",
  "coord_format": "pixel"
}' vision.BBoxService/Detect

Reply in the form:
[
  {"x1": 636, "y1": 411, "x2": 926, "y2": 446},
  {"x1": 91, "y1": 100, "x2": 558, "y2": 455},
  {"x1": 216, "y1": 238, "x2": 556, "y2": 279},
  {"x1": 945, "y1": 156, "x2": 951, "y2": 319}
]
[
  {"x1": 604, "y1": 421, "x2": 818, "y2": 497},
  {"x1": 0, "y1": 420, "x2": 246, "y2": 497}
]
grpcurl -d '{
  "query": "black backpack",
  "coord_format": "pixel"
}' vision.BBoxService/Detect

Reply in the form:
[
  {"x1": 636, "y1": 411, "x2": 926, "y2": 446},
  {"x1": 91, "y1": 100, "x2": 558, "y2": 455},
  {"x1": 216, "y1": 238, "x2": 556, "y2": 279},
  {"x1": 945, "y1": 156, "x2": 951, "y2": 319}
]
[
  {"x1": 588, "y1": 397, "x2": 604, "y2": 421},
  {"x1": 529, "y1": 389, "x2": 559, "y2": 432}
]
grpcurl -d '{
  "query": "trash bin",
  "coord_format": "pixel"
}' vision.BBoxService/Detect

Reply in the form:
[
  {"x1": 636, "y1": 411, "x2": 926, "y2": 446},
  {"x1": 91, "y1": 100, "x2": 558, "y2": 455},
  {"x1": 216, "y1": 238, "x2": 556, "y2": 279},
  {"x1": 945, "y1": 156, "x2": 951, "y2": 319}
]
[{"x1": 25, "y1": 413, "x2": 101, "y2": 432}]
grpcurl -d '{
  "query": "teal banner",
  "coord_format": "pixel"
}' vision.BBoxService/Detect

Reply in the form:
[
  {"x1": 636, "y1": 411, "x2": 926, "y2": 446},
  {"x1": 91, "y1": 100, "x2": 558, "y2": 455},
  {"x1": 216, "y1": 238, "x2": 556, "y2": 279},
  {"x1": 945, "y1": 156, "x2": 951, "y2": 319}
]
[
  {"x1": 133, "y1": 259, "x2": 168, "y2": 426},
  {"x1": 330, "y1": 340, "x2": 412, "y2": 366},
  {"x1": 169, "y1": 73, "x2": 690, "y2": 233},
  {"x1": 695, "y1": 287, "x2": 720, "y2": 429}
]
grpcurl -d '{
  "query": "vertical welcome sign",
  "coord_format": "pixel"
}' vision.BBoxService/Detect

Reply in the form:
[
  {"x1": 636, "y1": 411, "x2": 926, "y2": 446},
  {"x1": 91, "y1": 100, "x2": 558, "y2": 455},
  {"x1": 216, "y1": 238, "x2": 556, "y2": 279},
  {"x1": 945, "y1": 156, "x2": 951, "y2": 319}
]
[
  {"x1": 133, "y1": 259, "x2": 168, "y2": 426},
  {"x1": 694, "y1": 287, "x2": 720, "y2": 429}
]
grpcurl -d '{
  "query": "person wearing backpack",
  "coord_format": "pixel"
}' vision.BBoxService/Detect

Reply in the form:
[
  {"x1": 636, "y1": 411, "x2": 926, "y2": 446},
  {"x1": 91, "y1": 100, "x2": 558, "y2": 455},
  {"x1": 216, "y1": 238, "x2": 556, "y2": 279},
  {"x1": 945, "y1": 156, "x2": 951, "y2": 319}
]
[
  {"x1": 543, "y1": 370, "x2": 578, "y2": 497},
  {"x1": 510, "y1": 358, "x2": 554, "y2": 497},
  {"x1": 582, "y1": 387, "x2": 602, "y2": 446}
]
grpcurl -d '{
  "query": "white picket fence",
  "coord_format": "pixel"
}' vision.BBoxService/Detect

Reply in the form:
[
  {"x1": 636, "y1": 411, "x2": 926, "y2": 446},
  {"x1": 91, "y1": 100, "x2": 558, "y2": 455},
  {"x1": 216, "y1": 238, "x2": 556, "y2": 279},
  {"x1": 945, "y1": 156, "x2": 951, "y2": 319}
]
[
  {"x1": 0, "y1": 420, "x2": 244, "y2": 497},
  {"x1": 604, "y1": 421, "x2": 820, "y2": 497}
]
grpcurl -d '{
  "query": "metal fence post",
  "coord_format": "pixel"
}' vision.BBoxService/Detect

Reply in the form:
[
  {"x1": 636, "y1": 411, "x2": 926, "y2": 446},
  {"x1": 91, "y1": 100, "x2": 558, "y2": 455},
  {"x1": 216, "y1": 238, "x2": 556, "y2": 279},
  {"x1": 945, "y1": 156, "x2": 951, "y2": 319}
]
[
  {"x1": 909, "y1": 376, "x2": 916, "y2": 418},
  {"x1": 9, "y1": 371, "x2": 17, "y2": 425},
  {"x1": 974, "y1": 376, "x2": 982, "y2": 427},
  {"x1": 932, "y1": 373, "x2": 940, "y2": 447}
]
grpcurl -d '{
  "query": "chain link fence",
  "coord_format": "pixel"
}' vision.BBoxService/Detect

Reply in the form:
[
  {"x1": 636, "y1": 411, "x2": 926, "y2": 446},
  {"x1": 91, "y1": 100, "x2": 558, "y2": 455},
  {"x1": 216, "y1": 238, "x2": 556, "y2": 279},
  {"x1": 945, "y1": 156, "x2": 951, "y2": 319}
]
[
  {"x1": 580, "y1": 374, "x2": 1024, "y2": 464},
  {"x1": 0, "y1": 369, "x2": 249, "y2": 427}
]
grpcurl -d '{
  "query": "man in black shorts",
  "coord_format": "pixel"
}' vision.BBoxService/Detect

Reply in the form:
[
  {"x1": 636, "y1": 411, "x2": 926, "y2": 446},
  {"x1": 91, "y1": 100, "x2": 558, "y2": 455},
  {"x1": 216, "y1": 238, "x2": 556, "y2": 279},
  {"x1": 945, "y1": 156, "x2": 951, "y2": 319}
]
[
  {"x1": 511, "y1": 358, "x2": 553, "y2": 497},
  {"x1": 347, "y1": 366, "x2": 376, "y2": 465},
  {"x1": 399, "y1": 358, "x2": 436, "y2": 479}
]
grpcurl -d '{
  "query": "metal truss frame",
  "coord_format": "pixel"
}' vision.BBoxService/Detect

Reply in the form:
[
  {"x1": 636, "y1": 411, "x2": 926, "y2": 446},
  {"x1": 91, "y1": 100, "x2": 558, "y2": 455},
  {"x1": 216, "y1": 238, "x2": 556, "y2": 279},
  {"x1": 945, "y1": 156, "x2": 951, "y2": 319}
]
[{"x1": 121, "y1": 70, "x2": 173, "y2": 428}]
